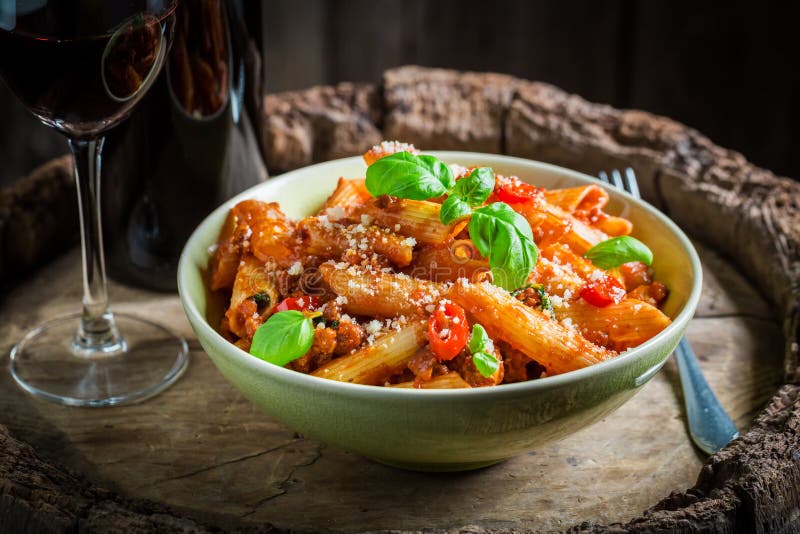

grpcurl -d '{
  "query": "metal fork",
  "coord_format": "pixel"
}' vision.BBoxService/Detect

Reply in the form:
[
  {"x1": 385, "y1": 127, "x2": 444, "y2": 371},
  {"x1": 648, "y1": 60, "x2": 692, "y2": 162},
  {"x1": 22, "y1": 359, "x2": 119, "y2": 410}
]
[{"x1": 598, "y1": 168, "x2": 738, "y2": 454}]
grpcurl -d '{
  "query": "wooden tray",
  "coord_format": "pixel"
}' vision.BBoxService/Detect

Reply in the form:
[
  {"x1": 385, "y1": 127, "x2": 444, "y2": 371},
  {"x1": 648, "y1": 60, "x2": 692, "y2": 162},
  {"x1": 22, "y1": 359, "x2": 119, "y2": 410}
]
[{"x1": 1, "y1": 66, "x2": 798, "y2": 532}]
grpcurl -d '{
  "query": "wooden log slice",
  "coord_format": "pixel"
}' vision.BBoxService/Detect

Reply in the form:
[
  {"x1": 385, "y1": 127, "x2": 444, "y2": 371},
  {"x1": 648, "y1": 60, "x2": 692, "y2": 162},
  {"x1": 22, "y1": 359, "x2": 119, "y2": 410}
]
[
  {"x1": 1, "y1": 66, "x2": 799, "y2": 532},
  {"x1": 259, "y1": 82, "x2": 382, "y2": 174},
  {"x1": 0, "y1": 155, "x2": 76, "y2": 285},
  {"x1": 382, "y1": 65, "x2": 516, "y2": 153}
]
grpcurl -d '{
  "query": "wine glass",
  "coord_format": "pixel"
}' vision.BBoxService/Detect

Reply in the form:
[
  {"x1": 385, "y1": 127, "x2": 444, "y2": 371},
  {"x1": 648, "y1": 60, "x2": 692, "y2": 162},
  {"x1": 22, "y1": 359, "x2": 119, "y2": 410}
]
[{"x1": 0, "y1": 1, "x2": 188, "y2": 406}]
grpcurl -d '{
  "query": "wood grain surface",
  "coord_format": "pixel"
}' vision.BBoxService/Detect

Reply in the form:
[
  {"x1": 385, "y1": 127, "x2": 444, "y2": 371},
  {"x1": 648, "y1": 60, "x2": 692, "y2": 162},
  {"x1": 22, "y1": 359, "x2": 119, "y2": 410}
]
[{"x1": 0, "y1": 240, "x2": 782, "y2": 532}]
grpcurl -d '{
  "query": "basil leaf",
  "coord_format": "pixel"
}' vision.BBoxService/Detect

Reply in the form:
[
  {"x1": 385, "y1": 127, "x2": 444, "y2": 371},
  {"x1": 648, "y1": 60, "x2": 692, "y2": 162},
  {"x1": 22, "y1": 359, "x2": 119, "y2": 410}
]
[
  {"x1": 451, "y1": 167, "x2": 495, "y2": 207},
  {"x1": 473, "y1": 351, "x2": 499, "y2": 378},
  {"x1": 365, "y1": 152, "x2": 454, "y2": 200},
  {"x1": 440, "y1": 196, "x2": 473, "y2": 225},
  {"x1": 250, "y1": 310, "x2": 315, "y2": 366},
  {"x1": 468, "y1": 324, "x2": 498, "y2": 377},
  {"x1": 534, "y1": 284, "x2": 555, "y2": 319},
  {"x1": 469, "y1": 202, "x2": 538, "y2": 291},
  {"x1": 468, "y1": 323, "x2": 490, "y2": 354},
  {"x1": 584, "y1": 235, "x2": 653, "y2": 270}
]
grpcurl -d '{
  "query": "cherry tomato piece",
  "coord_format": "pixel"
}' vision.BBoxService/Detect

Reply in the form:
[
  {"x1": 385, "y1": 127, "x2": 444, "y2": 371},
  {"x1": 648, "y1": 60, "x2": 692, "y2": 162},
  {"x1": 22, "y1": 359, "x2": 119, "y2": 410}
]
[
  {"x1": 580, "y1": 276, "x2": 626, "y2": 308},
  {"x1": 274, "y1": 296, "x2": 321, "y2": 313},
  {"x1": 428, "y1": 300, "x2": 469, "y2": 361},
  {"x1": 494, "y1": 177, "x2": 542, "y2": 204}
]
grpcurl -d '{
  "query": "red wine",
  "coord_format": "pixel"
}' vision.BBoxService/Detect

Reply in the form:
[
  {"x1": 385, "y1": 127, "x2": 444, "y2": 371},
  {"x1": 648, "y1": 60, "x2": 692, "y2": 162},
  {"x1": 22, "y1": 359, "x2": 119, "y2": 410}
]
[{"x1": 0, "y1": 1, "x2": 177, "y2": 138}]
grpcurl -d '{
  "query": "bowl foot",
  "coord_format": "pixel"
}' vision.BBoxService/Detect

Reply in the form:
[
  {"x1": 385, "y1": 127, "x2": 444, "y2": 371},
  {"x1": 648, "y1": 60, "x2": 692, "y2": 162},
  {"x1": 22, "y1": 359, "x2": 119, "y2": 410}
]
[{"x1": 370, "y1": 456, "x2": 509, "y2": 472}]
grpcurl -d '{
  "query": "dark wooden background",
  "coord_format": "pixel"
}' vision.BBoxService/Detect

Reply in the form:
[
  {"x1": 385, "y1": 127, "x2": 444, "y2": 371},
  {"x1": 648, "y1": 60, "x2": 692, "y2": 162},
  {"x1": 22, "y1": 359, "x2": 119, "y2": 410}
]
[{"x1": 2, "y1": 0, "x2": 798, "y2": 187}]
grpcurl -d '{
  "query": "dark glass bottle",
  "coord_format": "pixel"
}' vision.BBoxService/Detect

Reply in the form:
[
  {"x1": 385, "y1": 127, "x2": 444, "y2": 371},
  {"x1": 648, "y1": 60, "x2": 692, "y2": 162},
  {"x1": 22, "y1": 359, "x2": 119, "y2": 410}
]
[{"x1": 101, "y1": 0, "x2": 266, "y2": 291}]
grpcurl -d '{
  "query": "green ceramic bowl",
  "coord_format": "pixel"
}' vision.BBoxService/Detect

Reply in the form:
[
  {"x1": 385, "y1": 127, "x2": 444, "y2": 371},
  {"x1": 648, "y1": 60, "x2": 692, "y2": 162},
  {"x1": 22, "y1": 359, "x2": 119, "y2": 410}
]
[{"x1": 178, "y1": 153, "x2": 702, "y2": 472}]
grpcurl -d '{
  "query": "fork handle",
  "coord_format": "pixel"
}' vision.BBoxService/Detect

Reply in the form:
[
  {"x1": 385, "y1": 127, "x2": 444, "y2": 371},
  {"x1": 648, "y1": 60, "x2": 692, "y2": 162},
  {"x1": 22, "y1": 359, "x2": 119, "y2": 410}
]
[{"x1": 674, "y1": 337, "x2": 739, "y2": 454}]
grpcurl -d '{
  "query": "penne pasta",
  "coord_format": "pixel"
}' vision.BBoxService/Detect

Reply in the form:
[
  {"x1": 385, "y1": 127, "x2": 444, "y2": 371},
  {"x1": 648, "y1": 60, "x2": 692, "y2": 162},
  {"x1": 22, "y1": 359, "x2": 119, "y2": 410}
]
[
  {"x1": 514, "y1": 202, "x2": 571, "y2": 248},
  {"x1": 320, "y1": 177, "x2": 371, "y2": 213},
  {"x1": 210, "y1": 200, "x2": 294, "y2": 290},
  {"x1": 389, "y1": 371, "x2": 472, "y2": 389},
  {"x1": 410, "y1": 241, "x2": 491, "y2": 283},
  {"x1": 530, "y1": 256, "x2": 585, "y2": 299},
  {"x1": 541, "y1": 243, "x2": 602, "y2": 281},
  {"x1": 447, "y1": 280, "x2": 615, "y2": 375},
  {"x1": 209, "y1": 210, "x2": 240, "y2": 291},
  {"x1": 312, "y1": 320, "x2": 427, "y2": 385},
  {"x1": 551, "y1": 210, "x2": 610, "y2": 255},
  {"x1": 298, "y1": 216, "x2": 415, "y2": 267},
  {"x1": 544, "y1": 185, "x2": 608, "y2": 214},
  {"x1": 595, "y1": 215, "x2": 633, "y2": 236},
  {"x1": 226, "y1": 254, "x2": 279, "y2": 339},
  {"x1": 553, "y1": 298, "x2": 671, "y2": 352},
  {"x1": 319, "y1": 262, "x2": 442, "y2": 318},
  {"x1": 360, "y1": 197, "x2": 465, "y2": 244},
  {"x1": 516, "y1": 200, "x2": 609, "y2": 253},
  {"x1": 545, "y1": 185, "x2": 632, "y2": 237}
]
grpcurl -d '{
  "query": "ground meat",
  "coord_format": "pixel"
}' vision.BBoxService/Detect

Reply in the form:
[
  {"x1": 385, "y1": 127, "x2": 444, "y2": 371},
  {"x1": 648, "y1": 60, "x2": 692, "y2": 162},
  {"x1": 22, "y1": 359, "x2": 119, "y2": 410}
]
[
  {"x1": 375, "y1": 194, "x2": 396, "y2": 210},
  {"x1": 500, "y1": 342, "x2": 546, "y2": 382},
  {"x1": 289, "y1": 326, "x2": 337, "y2": 374},
  {"x1": 619, "y1": 261, "x2": 653, "y2": 291},
  {"x1": 312, "y1": 326, "x2": 337, "y2": 355},
  {"x1": 452, "y1": 348, "x2": 504, "y2": 387},
  {"x1": 334, "y1": 320, "x2": 365, "y2": 356},
  {"x1": 514, "y1": 286, "x2": 542, "y2": 308},
  {"x1": 501, "y1": 344, "x2": 530, "y2": 383},
  {"x1": 627, "y1": 281, "x2": 669, "y2": 308},
  {"x1": 322, "y1": 300, "x2": 342, "y2": 323},
  {"x1": 340, "y1": 248, "x2": 390, "y2": 270},
  {"x1": 386, "y1": 368, "x2": 416, "y2": 385},
  {"x1": 407, "y1": 346, "x2": 448, "y2": 384},
  {"x1": 231, "y1": 298, "x2": 262, "y2": 339}
]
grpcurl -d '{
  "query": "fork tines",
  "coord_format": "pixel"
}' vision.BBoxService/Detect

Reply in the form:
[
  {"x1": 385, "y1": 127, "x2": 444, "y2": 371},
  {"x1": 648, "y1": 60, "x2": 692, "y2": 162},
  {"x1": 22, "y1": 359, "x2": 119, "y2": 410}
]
[{"x1": 598, "y1": 167, "x2": 640, "y2": 200}]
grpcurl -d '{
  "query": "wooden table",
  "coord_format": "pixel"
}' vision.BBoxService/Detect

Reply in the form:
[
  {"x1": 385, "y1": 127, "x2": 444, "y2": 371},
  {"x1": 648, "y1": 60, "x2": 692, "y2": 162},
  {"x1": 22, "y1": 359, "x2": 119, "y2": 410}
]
[{"x1": 2, "y1": 66, "x2": 799, "y2": 532}]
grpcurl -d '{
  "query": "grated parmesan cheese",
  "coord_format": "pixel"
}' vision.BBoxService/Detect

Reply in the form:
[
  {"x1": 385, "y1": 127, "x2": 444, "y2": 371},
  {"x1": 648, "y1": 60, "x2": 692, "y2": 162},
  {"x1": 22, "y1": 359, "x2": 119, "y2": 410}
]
[
  {"x1": 287, "y1": 261, "x2": 303, "y2": 276},
  {"x1": 365, "y1": 320, "x2": 382, "y2": 335},
  {"x1": 326, "y1": 206, "x2": 346, "y2": 221}
]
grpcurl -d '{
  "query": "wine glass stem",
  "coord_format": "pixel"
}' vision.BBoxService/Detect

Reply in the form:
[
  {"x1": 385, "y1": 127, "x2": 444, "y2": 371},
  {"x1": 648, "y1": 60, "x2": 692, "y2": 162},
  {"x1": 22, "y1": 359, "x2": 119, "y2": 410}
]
[{"x1": 69, "y1": 137, "x2": 125, "y2": 355}]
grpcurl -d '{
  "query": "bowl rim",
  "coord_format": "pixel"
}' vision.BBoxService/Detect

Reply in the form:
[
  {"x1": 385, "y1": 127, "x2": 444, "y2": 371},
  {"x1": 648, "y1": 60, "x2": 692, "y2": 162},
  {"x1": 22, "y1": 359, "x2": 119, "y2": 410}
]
[{"x1": 178, "y1": 151, "x2": 703, "y2": 399}]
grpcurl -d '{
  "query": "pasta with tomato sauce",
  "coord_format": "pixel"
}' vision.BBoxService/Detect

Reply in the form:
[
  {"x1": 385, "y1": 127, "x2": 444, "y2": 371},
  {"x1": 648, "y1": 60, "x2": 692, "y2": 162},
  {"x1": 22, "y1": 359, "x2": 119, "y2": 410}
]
[{"x1": 209, "y1": 141, "x2": 670, "y2": 388}]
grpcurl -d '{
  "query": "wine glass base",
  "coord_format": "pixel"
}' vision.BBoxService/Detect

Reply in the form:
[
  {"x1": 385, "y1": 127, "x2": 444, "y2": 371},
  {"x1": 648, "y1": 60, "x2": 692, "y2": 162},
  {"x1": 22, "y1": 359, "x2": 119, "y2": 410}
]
[{"x1": 9, "y1": 312, "x2": 189, "y2": 407}]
